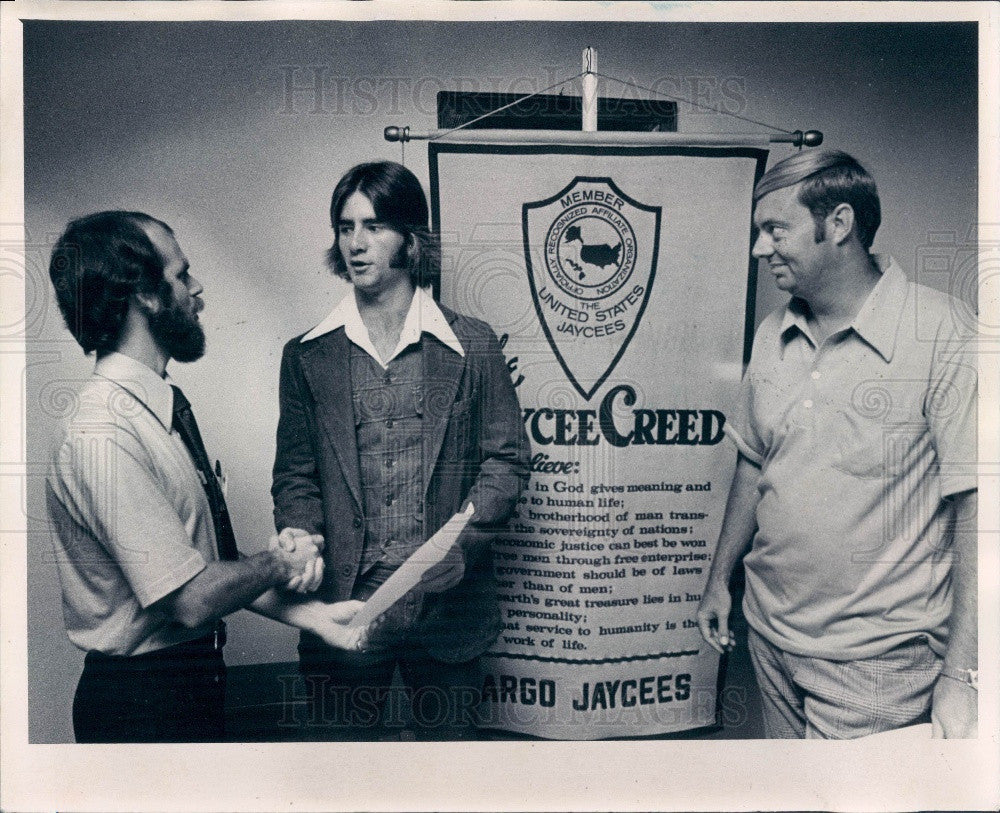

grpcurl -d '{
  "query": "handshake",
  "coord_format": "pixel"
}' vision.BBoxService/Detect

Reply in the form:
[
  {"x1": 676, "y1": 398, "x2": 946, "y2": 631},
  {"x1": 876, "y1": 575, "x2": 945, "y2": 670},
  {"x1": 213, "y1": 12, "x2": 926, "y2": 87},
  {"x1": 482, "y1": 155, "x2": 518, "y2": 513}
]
[
  {"x1": 264, "y1": 511, "x2": 472, "y2": 652},
  {"x1": 265, "y1": 526, "x2": 371, "y2": 651},
  {"x1": 268, "y1": 526, "x2": 328, "y2": 594}
]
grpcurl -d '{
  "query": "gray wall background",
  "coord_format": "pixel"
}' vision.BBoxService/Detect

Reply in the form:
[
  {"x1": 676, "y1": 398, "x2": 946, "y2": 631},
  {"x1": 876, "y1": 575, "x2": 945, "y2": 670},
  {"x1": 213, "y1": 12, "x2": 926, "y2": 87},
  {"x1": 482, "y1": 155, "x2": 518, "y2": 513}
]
[{"x1": 23, "y1": 20, "x2": 978, "y2": 742}]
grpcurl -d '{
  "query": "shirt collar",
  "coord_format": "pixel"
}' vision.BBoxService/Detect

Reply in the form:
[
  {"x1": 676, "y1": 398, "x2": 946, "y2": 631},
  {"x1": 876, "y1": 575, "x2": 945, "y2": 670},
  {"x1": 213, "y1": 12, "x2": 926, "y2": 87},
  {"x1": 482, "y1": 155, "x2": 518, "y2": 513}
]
[
  {"x1": 300, "y1": 286, "x2": 465, "y2": 365},
  {"x1": 779, "y1": 297, "x2": 815, "y2": 348},
  {"x1": 848, "y1": 255, "x2": 907, "y2": 363},
  {"x1": 93, "y1": 351, "x2": 175, "y2": 429},
  {"x1": 779, "y1": 254, "x2": 907, "y2": 363}
]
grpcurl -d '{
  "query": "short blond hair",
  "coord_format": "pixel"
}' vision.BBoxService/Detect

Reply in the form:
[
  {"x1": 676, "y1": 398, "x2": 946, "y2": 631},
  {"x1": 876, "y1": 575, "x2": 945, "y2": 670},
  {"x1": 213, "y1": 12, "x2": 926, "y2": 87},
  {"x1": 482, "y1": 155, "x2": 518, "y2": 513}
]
[{"x1": 754, "y1": 150, "x2": 881, "y2": 250}]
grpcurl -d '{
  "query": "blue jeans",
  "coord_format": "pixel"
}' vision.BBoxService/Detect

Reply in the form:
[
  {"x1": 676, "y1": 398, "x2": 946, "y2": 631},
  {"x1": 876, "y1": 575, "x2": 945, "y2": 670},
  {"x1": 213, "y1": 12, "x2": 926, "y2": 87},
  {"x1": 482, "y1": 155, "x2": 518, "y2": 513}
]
[{"x1": 747, "y1": 626, "x2": 942, "y2": 739}]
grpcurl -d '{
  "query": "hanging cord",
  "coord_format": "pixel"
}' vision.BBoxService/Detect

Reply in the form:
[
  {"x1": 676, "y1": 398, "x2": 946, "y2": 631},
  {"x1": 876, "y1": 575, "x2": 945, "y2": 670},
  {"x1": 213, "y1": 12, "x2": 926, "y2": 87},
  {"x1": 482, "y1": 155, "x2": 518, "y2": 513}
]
[
  {"x1": 416, "y1": 66, "x2": 797, "y2": 143},
  {"x1": 591, "y1": 69, "x2": 795, "y2": 135},
  {"x1": 429, "y1": 72, "x2": 586, "y2": 141}
]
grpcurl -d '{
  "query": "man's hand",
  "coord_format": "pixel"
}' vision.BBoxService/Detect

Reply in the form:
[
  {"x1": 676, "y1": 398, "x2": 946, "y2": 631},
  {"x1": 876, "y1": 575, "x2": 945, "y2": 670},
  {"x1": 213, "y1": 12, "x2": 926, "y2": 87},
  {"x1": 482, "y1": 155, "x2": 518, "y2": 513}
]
[
  {"x1": 933, "y1": 490, "x2": 978, "y2": 738},
  {"x1": 418, "y1": 542, "x2": 465, "y2": 593},
  {"x1": 308, "y1": 600, "x2": 394, "y2": 653},
  {"x1": 309, "y1": 600, "x2": 367, "y2": 650},
  {"x1": 270, "y1": 527, "x2": 325, "y2": 593},
  {"x1": 695, "y1": 454, "x2": 759, "y2": 656},
  {"x1": 696, "y1": 578, "x2": 736, "y2": 655},
  {"x1": 931, "y1": 674, "x2": 978, "y2": 738}
]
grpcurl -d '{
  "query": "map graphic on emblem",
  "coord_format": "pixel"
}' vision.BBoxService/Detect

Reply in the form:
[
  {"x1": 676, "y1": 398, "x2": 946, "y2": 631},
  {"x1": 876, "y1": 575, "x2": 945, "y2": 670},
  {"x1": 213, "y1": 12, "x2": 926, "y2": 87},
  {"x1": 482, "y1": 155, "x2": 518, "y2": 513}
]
[{"x1": 523, "y1": 177, "x2": 661, "y2": 400}]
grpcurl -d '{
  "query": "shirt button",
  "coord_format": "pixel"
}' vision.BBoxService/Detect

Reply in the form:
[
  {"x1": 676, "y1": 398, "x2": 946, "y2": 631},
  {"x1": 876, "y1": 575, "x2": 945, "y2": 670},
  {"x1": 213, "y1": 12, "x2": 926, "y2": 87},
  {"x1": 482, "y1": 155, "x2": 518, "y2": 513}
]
[
  {"x1": 353, "y1": 516, "x2": 363, "y2": 528},
  {"x1": 386, "y1": 419, "x2": 394, "y2": 429},
  {"x1": 811, "y1": 370, "x2": 821, "y2": 380},
  {"x1": 386, "y1": 458, "x2": 394, "y2": 469},
  {"x1": 340, "y1": 564, "x2": 353, "y2": 577},
  {"x1": 384, "y1": 374, "x2": 392, "y2": 385},
  {"x1": 385, "y1": 495, "x2": 394, "y2": 507},
  {"x1": 803, "y1": 399, "x2": 814, "y2": 409}
]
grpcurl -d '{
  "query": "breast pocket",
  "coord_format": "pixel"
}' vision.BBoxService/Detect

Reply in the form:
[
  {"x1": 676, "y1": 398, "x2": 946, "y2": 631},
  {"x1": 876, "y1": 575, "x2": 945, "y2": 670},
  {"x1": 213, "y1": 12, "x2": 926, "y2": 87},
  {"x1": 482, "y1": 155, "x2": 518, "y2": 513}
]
[{"x1": 828, "y1": 408, "x2": 909, "y2": 479}]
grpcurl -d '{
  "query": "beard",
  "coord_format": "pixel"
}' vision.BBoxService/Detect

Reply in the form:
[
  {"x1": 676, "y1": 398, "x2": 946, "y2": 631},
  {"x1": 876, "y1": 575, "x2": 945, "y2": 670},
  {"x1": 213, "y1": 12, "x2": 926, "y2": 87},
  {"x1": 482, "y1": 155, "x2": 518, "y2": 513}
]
[{"x1": 147, "y1": 293, "x2": 206, "y2": 363}]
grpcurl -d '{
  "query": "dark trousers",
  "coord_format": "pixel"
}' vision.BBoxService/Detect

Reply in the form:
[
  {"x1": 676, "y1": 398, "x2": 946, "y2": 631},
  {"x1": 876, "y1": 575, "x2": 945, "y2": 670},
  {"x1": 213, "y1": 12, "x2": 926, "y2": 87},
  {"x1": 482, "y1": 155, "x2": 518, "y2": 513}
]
[
  {"x1": 73, "y1": 634, "x2": 226, "y2": 743},
  {"x1": 297, "y1": 637, "x2": 483, "y2": 741}
]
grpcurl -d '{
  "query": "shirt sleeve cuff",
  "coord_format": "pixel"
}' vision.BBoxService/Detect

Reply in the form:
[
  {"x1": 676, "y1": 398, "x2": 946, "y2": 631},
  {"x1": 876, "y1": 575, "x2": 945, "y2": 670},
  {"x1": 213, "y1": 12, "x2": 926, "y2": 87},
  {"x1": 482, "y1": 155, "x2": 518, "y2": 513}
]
[
  {"x1": 133, "y1": 551, "x2": 208, "y2": 609},
  {"x1": 724, "y1": 424, "x2": 764, "y2": 467},
  {"x1": 940, "y1": 477, "x2": 978, "y2": 499}
]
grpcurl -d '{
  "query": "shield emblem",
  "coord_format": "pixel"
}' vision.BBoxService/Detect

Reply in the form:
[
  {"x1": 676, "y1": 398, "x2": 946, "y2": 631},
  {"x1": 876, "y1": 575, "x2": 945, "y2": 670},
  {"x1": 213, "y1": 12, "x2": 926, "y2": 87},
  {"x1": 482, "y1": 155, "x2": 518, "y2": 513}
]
[{"x1": 523, "y1": 177, "x2": 661, "y2": 401}]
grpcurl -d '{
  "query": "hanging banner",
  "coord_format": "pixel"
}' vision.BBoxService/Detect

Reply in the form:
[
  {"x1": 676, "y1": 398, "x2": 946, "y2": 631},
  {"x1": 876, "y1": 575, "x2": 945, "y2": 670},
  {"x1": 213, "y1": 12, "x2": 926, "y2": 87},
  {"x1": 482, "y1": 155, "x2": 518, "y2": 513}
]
[{"x1": 431, "y1": 143, "x2": 766, "y2": 739}]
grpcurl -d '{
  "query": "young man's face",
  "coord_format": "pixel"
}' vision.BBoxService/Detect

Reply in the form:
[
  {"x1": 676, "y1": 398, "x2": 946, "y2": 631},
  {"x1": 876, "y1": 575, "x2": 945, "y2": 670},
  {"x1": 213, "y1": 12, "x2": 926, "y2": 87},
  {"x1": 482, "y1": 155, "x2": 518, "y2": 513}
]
[
  {"x1": 336, "y1": 191, "x2": 409, "y2": 297},
  {"x1": 751, "y1": 183, "x2": 831, "y2": 301},
  {"x1": 142, "y1": 221, "x2": 206, "y2": 362}
]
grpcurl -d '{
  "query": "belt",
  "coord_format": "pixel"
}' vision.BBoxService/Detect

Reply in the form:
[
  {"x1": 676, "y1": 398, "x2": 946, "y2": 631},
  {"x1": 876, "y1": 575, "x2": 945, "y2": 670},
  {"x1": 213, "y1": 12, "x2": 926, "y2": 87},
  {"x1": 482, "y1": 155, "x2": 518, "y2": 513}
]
[{"x1": 87, "y1": 621, "x2": 227, "y2": 662}]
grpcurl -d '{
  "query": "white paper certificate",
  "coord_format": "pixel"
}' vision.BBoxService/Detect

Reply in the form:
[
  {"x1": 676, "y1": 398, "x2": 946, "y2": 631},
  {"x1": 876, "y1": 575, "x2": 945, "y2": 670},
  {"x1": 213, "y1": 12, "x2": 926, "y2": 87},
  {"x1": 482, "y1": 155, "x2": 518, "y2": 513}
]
[{"x1": 349, "y1": 503, "x2": 475, "y2": 627}]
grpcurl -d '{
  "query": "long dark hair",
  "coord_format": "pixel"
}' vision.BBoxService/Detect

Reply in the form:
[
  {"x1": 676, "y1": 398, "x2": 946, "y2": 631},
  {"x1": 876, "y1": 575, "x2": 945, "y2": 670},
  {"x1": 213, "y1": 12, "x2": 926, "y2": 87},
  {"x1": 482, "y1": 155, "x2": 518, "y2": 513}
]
[
  {"x1": 326, "y1": 161, "x2": 440, "y2": 289},
  {"x1": 49, "y1": 211, "x2": 171, "y2": 354}
]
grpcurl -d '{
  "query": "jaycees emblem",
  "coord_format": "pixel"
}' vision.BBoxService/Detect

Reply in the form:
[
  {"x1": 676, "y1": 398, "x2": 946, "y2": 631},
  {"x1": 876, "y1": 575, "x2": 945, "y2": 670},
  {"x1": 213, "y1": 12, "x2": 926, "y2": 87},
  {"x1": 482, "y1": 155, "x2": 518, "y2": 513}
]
[{"x1": 523, "y1": 177, "x2": 661, "y2": 400}]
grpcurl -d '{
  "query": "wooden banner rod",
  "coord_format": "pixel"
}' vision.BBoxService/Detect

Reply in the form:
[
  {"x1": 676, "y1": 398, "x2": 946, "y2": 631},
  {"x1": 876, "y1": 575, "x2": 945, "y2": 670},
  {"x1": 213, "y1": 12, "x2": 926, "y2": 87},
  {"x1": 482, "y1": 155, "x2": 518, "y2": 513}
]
[{"x1": 384, "y1": 127, "x2": 823, "y2": 148}]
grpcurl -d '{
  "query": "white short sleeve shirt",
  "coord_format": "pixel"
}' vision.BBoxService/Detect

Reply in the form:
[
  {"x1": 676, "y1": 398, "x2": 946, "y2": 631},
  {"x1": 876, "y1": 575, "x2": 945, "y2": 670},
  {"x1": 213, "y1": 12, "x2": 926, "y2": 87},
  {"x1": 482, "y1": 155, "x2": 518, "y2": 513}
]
[{"x1": 46, "y1": 352, "x2": 217, "y2": 655}]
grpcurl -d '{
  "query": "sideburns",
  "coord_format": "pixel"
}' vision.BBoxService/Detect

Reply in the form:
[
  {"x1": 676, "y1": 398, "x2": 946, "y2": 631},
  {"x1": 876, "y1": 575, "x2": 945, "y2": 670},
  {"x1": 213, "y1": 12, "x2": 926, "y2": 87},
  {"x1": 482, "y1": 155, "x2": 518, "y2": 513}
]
[{"x1": 392, "y1": 233, "x2": 415, "y2": 271}]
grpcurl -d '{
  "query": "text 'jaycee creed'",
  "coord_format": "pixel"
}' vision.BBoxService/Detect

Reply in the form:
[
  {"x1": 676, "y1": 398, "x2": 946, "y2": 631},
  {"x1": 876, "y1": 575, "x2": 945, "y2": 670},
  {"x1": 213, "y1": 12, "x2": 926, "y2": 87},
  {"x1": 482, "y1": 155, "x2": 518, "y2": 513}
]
[{"x1": 523, "y1": 385, "x2": 725, "y2": 447}]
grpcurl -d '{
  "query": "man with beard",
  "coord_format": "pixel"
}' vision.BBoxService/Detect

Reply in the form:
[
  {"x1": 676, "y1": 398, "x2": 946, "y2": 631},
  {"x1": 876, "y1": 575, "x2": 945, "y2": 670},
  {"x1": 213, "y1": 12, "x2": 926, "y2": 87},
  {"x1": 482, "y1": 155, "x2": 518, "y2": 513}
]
[{"x1": 46, "y1": 211, "x2": 366, "y2": 742}]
